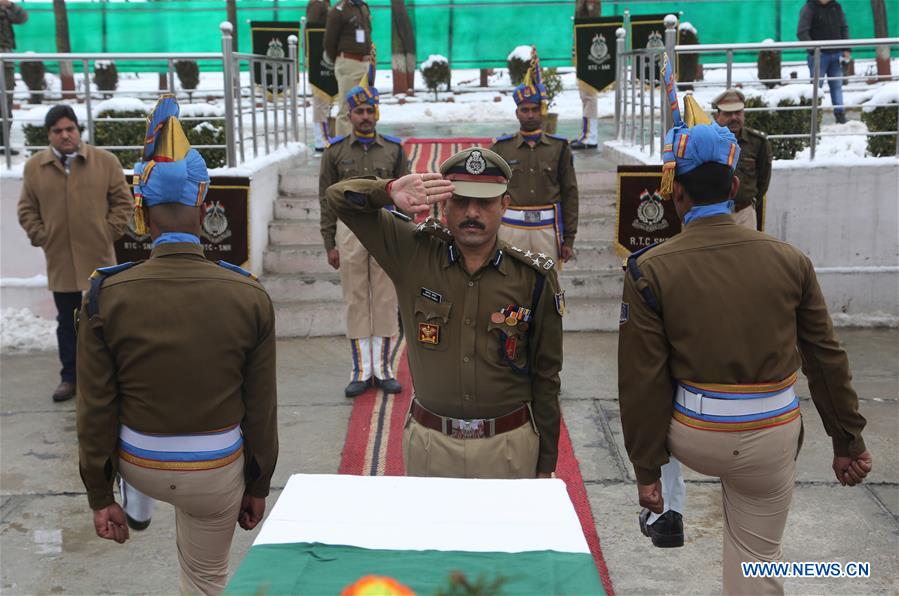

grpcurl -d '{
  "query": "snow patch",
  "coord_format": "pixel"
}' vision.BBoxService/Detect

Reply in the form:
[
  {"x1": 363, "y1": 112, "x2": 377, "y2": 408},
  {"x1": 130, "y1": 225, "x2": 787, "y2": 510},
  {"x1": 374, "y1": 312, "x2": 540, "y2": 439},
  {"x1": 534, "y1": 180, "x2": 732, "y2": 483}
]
[
  {"x1": 764, "y1": 84, "x2": 816, "y2": 106},
  {"x1": 831, "y1": 311, "x2": 899, "y2": 328},
  {"x1": 421, "y1": 55, "x2": 449, "y2": 71},
  {"x1": 94, "y1": 97, "x2": 150, "y2": 115},
  {"x1": 1, "y1": 308, "x2": 56, "y2": 353},
  {"x1": 862, "y1": 82, "x2": 899, "y2": 113},
  {"x1": 0, "y1": 275, "x2": 48, "y2": 288},
  {"x1": 678, "y1": 22, "x2": 697, "y2": 35},
  {"x1": 192, "y1": 121, "x2": 220, "y2": 134},
  {"x1": 507, "y1": 45, "x2": 533, "y2": 63},
  {"x1": 794, "y1": 121, "x2": 869, "y2": 160},
  {"x1": 179, "y1": 102, "x2": 225, "y2": 117}
]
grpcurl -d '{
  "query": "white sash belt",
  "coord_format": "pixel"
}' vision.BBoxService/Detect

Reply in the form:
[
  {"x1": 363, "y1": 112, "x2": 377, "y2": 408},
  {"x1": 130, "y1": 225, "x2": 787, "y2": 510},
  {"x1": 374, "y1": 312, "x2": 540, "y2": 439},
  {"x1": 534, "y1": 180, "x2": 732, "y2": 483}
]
[{"x1": 675, "y1": 385, "x2": 797, "y2": 417}]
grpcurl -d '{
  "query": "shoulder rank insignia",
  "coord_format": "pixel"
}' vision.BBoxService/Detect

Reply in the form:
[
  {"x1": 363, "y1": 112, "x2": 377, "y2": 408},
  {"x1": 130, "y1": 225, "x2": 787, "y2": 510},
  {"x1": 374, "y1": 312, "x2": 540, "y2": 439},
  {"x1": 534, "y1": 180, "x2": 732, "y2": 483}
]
[
  {"x1": 545, "y1": 133, "x2": 569, "y2": 143},
  {"x1": 493, "y1": 133, "x2": 515, "y2": 143},
  {"x1": 381, "y1": 134, "x2": 402, "y2": 145},
  {"x1": 327, "y1": 134, "x2": 348, "y2": 146},
  {"x1": 91, "y1": 261, "x2": 139, "y2": 280},
  {"x1": 415, "y1": 217, "x2": 453, "y2": 242},
  {"x1": 217, "y1": 260, "x2": 258, "y2": 280},
  {"x1": 504, "y1": 245, "x2": 555, "y2": 272}
]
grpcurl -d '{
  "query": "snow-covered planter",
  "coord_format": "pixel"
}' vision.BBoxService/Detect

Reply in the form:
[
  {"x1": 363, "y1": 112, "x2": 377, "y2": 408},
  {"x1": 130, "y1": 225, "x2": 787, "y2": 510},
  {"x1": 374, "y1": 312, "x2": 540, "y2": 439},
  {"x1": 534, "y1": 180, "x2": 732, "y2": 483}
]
[
  {"x1": 677, "y1": 22, "x2": 701, "y2": 90},
  {"x1": 420, "y1": 54, "x2": 450, "y2": 100},
  {"x1": 744, "y1": 86, "x2": 820, "y2": 159},
  {"x1": 507, "y1": 45, "x2": 532, "y2": 86},
  {"x1": 93, "y1": 60, "x2": 118, "y2": 98},
  {"x1": 861, "y1": 84, "x2": 898, "y2": 157},
  {"x1": 20, "y1": 53, "x2": 46, "y2": 105}
]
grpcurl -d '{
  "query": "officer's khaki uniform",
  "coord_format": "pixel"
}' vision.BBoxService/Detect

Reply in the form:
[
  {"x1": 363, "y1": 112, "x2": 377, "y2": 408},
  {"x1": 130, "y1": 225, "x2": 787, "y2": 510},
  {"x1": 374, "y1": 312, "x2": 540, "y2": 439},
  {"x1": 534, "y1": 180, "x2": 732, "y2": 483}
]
[
  {"x1": 733, "y1": 126, "x2": 773, "y2": 230},
  {"x1": 490, "y1": 132, "x2": 579, "y2": 260},
  {"x1": 320, "y1": 133, "x2": 408, "y2": 342},
  {"x1": 326, "y1": 178, "x2": 564, "y2": 477},
  {"x1": 324, "y1": 0, "x2": 372, "y2": 136},
  {"x1": 76, "y1": 243, "x2": 278, "y2": 594},
  {"x1": 574, "y1": 0, "x2": 601, "y2": 145},
  {"x1": 306, "y1": 0, "x2": 332, "y2": 146},
  {"x1": 619, "y1": 215, "x2": 866, "y2": 595}
]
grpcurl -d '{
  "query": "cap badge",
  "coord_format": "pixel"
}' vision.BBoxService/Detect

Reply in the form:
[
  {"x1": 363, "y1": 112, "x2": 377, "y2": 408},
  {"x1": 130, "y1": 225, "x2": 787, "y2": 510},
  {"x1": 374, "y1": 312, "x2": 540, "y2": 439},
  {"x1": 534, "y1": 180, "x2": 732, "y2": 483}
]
[{"x1": 464, "y1": 150, "x2": 487, "y2": 175}]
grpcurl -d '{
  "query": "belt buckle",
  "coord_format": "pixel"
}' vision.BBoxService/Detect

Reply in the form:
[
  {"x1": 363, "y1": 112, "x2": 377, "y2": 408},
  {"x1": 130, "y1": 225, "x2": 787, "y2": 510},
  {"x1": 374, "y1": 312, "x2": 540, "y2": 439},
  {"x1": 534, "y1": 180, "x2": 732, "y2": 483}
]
[
  {"x1": 524, "y1": 211, "x2": 541, "y2": 224},
  {"x1": 451, "y1": 418, "x2": 486, "y2": 439}
]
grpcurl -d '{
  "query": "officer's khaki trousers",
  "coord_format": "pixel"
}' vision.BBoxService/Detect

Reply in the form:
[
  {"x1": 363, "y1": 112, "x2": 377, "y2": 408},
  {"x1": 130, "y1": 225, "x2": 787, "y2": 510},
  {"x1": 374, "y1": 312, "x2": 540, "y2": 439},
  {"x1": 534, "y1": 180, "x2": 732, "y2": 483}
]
[
  {"x1": 334, "y1": 56, "x2": 369, "y2": 136},
  {"x1": 499, "y1": 223, "x2": 561, "y2": 263},
  {"x1": 669, "y1": 417, "x2": 801, "y2": 596},
  {"x1": 733, "y1": 205, "x2": 758, "y2": 230},
  {"x1": 336, "y1": 220, "x2": 399, "y2": 339},
  {"x1": 579, "y1": 87, "x2": 598, "y2": 119},
  {"x1": 119, "y1": 455, "x2": 245, "y2": 595},
  {"x1": 403, "y1": 417, "x2": 539, "y2": 479}
]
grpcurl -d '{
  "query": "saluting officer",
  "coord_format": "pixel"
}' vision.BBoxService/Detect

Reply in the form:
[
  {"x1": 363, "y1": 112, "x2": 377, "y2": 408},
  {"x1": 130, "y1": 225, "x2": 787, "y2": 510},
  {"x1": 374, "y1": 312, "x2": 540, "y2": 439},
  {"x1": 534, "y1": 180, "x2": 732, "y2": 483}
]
[
  {"x1": 76, "y1": 96, "x2": 278, "y2": 595},
  {"x1": 713, "y1": 88, "x2": 772, "y2": 230},
  {"x1": 325, "y1": 148, "x2": 564, "y2": 479},
  {"x1": 619, "y1": 62, "x2": 871, "y2": 595},
  {"x1": 324, "y1": 0, "x2": 373, "y2": 136},
  {"x1": 320, "y1": 47, "x2": 408, "y2": 398},
  {"x1": 491, "y1": 47, "x2": 579, "y2": 264}
]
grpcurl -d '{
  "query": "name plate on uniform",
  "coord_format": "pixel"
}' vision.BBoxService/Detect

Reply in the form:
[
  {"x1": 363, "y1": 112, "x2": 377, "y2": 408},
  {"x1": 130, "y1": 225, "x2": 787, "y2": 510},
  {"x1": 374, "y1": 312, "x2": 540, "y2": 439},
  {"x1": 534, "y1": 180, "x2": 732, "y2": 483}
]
[
  {"x1": 614, "y1": 165, "x2": 682, "y2": 258},
  {"x1": 115, "y1": 175, "x2": 251, "y2": 267}
]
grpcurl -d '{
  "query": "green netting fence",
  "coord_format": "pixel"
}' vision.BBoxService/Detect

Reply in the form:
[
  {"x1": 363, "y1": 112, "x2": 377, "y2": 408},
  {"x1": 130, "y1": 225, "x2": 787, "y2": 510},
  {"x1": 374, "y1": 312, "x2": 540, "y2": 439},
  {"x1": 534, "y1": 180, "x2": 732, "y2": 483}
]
[{"x1": 8, "y1": 0, "x2": 899, "y2": 70}]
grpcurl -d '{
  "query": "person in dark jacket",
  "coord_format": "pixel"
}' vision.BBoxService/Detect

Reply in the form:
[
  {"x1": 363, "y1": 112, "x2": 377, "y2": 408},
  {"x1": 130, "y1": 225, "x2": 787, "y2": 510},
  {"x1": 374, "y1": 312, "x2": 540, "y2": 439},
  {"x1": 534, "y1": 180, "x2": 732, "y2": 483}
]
[
  {"x1": 0, "y1": 0, "x2": 27, "y2": 154},
  {"x1": 797, "y1": 0, "x2": 850, "y2": 124}
]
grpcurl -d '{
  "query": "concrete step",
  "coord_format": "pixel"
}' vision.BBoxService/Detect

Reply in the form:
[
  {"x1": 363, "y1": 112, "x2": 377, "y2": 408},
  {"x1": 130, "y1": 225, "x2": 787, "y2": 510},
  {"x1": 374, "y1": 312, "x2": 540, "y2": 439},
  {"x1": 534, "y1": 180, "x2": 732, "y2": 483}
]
[
  {"x1": 272, "y1": 296, "x2": 621, "y2": 337},
  {"x1": 268, "y1": 212, "x2": 617, "y2": 246},
  {"x1": 262, "y1": 268, "x2": 624, "y2": 304},
  {"x1": 264, "y1": 240, "x2": 622, "y2": 276}
]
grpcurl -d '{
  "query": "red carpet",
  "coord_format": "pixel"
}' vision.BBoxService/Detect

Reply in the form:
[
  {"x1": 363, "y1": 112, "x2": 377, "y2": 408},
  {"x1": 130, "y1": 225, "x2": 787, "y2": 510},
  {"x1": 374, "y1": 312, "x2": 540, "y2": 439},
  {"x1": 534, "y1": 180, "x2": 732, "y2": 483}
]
[
  {"x1": 339, "y1": 339, "x2": 615, "y2": 595},
  {"x1": 402, "y1": 137, "x2": 494, "y2": 174}
]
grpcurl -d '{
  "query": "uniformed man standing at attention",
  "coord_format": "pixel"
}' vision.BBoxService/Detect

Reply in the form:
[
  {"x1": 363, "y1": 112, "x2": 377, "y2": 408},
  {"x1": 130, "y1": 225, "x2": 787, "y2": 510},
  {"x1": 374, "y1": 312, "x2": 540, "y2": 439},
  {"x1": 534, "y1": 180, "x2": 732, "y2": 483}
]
[
  {"x1": 491, "y1": 48, "x2": 579, "y2": 264},
  {"x1": 320, "y1": 47, "x2": 408, "y2": 398},
  {"x1": 326, "y1": 149, "x2": 564, "y2": 479},
  {"x1": 713, "y1": 88, "x2": 772, "y2": 231},
  {"x1": 619, "y1": 61, "x2": 871, "y2": 594},
  {"x1": 306, "y1": 0, "x2": 332, "y2": 152},
  {"x1": 323, "y1": 0, "x2": 372, "y2": 136},
  {"x1": 76, "y1": 96, "x2": 278, "y2": 595},
  {"x1": 571, "y1": 0, "x2": 601, "y2": 150}
]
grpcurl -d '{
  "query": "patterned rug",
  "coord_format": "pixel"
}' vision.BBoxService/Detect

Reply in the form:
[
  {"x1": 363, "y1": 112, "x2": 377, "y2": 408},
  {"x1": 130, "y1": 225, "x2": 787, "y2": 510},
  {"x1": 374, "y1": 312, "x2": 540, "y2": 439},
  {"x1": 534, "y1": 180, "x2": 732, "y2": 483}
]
[
  {"x1": 338, "y1": 338, "x2": 615, "y2": 595},
  {"x1": 402, "y1": 137, "x2": 494, "y2": 174}
]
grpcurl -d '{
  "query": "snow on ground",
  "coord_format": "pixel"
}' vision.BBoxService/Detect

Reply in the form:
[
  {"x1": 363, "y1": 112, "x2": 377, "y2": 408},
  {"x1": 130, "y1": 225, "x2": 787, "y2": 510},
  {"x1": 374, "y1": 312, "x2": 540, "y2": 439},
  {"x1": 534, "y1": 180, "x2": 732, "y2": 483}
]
[
  {"x1": 1, "y1": 308, "x2": 56, "y2": 353},
  {"x1": 831, "y1": 312, "x2": 899, "y2": 329},
  {"x1": 421, "y1": 55, "x2": 448, "y2": 71},
  {"x1": 794, "y1": 120, "x2": 869, "y2": 160}
]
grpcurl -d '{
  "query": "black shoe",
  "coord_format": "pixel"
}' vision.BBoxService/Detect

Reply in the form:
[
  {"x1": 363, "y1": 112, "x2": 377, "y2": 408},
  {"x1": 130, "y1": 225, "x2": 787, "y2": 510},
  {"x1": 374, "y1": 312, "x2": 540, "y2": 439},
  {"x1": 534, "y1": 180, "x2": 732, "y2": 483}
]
[
  {"x1": 639, "y1": 508, "x2": 684, "y2": 548},
  {"x1": 835, "y1": 112, "x2": 847, "y2": 124},
  {"x1": 345, "y1": 378, "x2": 371, "y2": 398},
  {"x1": 125, "y1": 514, "x2": 151, "y2": 531},
  {"x1": 314, "y1": 146, "x2": 325, "y2": 153},
  {"x1": 0, "y1": 147, "x2": 20, "y2": 156},
  {"x1": 570, "y1": 140, "x2": 597, "y2": 150},
  {"x1": 376, "y1": 377, "x2": 403, "y2": 394},
  {"x1": 52, "y1": 381, "x2": 76, "y2": 402}
]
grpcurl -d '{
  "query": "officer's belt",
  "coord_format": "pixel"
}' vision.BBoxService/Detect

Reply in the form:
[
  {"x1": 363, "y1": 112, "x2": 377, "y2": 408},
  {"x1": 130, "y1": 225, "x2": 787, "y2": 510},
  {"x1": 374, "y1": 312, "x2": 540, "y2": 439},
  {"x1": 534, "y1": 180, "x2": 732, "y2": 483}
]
[
  {"x1": 118, "y1": 423, "x2": 243, "y2": 471},
  {"x1": 502, "y1": 204, "x2": 557, "y2": 227},
  {"x1": 410, "y1": 399, "x2": 530, "y2": 439},
  {"x1": 675, "y1": 384, "x2": 796, "y2": 417}
]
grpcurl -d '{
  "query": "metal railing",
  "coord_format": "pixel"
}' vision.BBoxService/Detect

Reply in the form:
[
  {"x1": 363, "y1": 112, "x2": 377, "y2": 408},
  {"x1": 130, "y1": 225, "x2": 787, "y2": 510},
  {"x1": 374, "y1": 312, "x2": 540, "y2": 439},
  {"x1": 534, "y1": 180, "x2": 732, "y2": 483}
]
[
  {"x1": 614, "y1": 13, "x2": 899, "y2": 160},
  {"x1": 0, "y1": 22, "x2": 302, "y2": 169}
]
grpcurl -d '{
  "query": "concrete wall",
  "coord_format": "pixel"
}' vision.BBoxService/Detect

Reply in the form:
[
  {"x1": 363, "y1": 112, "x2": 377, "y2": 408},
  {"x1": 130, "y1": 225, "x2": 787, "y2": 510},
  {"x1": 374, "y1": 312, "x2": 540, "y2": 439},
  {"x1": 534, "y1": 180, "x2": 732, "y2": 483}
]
[
  {"x1": 1, "y1": 145, "x2": 306, "y2": 317},
  {"x1": 602, "y1": 141, "x2": 899, "y2": 321}
]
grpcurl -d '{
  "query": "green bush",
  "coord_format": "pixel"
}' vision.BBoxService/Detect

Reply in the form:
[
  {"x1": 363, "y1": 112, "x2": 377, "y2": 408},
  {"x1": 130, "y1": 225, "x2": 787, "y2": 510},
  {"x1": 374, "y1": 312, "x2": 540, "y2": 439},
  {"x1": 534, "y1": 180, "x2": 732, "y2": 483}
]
[
  {"x1": 186, "y1": 120, "x2": 226, "y2": 169},
  {"x1": 861, "y1": 104, "x2": 897, "y2": 157},
  {"x1": 757, "y1": 47, "x2": 782, "y2": 90},
  {"x1": 541, "y1": 67, "x2": 563, "y2": 111},
  {"x1": 744, "y1": 93, "x2": 820, "y2": 159},
  {"x1": 93, "y1": 108, "x2": 145, "y2": 168},
  {"x1": 93, "y1": 61, "x2": 118, "y2": 98},
  {"x1": 175, "y1": 60, "x2": 200, "y2": 101},
  {"x1": 421, "y1": 56, "x2": 451, "y2": 100}
]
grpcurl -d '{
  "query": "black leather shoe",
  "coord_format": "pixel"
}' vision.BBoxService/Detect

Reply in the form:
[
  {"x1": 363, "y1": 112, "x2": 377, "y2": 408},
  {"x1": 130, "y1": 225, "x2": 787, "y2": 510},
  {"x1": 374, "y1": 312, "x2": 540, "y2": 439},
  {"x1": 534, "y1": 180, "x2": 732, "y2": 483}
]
[
  {"x1": 345, "y1": 378, "x2": 371, "y2": 398},
  {"x1": 125, "y1": 514, "x2": 151, "y2": 531},
  {"x1": 376, "y1": 377, "x2": 403, "y2": 394},
  {"x1": 52, "y1": 381, "x2": 76, "y2": 402},
  {"x1": 835, "y1": 112, "x2": 847, "y2": 124},
  {"x1": 639, "y1": 508, "x2": 684, "y2": 548},
  {"x1": 570, "y1": 140, "x2": 597, "y2": 150}
]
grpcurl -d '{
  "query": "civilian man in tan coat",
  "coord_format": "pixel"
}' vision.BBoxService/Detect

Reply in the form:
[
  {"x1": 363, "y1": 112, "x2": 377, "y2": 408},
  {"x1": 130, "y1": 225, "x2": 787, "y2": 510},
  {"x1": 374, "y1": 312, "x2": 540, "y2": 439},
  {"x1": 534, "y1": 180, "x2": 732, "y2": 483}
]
[{"x1": 17, "y1": 104, "x2": 132, "y2": 402}]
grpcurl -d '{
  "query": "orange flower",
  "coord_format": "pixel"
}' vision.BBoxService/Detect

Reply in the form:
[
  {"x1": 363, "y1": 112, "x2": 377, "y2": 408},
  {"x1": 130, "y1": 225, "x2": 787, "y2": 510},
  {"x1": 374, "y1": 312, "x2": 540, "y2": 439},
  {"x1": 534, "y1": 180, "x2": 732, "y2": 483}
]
[{"x1": 341, "y1": 575, "x2": 414, "y2": 596}]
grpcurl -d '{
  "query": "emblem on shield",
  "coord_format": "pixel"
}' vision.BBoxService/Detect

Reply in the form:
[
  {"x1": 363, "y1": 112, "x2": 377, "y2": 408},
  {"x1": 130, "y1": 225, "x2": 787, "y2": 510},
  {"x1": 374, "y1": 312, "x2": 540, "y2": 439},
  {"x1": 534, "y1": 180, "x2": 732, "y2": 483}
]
[
  {"x1": 266, "y1": 39, "x2": 285, "y2": 59},
  {"x1": 646, "y1": 31, "x2": 665, "y2": 50},
  {"x1": 203, "y1": 201, "x2": 232, "y2": 243},
  {"x1": 588, "y1": 33, "x2": 610, "y2": 65},
  {"x1": 633, "y1": 189, "x2": 669, "y2": 232},
  {"x1": 465, "y1": 150, "x2": 487, "y2": 175}
]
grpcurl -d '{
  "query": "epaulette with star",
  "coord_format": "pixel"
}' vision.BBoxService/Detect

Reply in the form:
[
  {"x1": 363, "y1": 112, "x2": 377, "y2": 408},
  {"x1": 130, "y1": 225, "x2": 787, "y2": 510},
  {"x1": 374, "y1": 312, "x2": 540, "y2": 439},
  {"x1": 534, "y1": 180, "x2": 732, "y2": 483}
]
[
  {"x1": 745, "y1": 126, "x2": 767, "y2": 139},
  {"x1": 216, "y1": 260, "x2": 258, "y2": 280},
  {"x1": 504, "y1": 244, "x2": 556, "y2": 274},
  {"x1": 414, "y1": 217, "x2": 453, "y2": 243}
]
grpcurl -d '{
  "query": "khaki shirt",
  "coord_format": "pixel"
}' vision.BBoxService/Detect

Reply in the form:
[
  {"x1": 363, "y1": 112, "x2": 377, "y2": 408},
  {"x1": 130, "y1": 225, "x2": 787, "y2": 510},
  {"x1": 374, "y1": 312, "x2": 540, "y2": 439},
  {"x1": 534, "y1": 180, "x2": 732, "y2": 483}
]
[
  {"x1": 319, "y1": 132, "x2": 409, "y2": 250},
  {"x1": 17, "y1": 144, "x2": 133, "y2": 292},
  {"x1": 326, "y1": 178, "x2": 564, "y2": 473},
  {"x1": 734, "y1": 126, "x2": 772, "y2": 206},
  {"x1": 618, "y1": 215, "x2": 866, "y2": 484},
  {"x1": 76, "y1": 243, "x2": 278, "y2": 509},
  {"x1": 324, "y1": 0, "x2": 371, "y2": 60},
  {"x1": 490, "y1": 132, "x2": 580, "y2": 247}
]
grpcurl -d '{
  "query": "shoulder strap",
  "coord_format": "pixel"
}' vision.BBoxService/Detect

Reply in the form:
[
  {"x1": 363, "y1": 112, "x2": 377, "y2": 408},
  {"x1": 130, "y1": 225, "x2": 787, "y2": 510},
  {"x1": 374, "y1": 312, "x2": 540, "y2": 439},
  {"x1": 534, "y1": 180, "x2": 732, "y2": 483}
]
[
  {"x1": 87, "y1": 261, "x2": 141, "y2": 339},
  {"x1": 626, "y1": 245, "x2": 662, "y2": 317}
]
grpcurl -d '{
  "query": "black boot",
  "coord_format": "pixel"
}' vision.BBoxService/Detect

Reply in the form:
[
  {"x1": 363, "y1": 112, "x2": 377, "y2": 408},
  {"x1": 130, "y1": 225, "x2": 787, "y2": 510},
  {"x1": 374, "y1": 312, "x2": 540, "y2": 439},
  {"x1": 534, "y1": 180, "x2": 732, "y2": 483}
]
[{"x1": 639, "y1": 508, "x2": 684, "y2": 548}]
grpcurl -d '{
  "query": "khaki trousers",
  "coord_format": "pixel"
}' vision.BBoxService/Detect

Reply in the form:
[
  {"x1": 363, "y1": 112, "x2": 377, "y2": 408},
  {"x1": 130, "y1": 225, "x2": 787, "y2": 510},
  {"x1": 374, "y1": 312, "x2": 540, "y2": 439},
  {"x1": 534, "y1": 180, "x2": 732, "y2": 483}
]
[
  {"x1": 579, "y1": 87, "x2": 598, "y2": 119},
  {"x1": 733, "y1": 205, "x2": 758, "y2": 230},
  {"x1": 334, "y1": 56, "x2": 370, "y2": 136},
  {"x1": 119, "y1": 455, "x2": 245, "y2": 596},
  {"x1": 336, "y1": 220, "x2": 399, "y2": 339},
  {"x1": 312, "y1": 93, "x2": 332, "y2": 124},
  {"x1": 403, "y1": 417, "x2": 539, "y2": 479},
  {"x1": 499, "y1": 223, "x2": 561, "y2": 262},
  {"x1": 669, "y1": 417, "x2": 801, "y2": 596}
]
